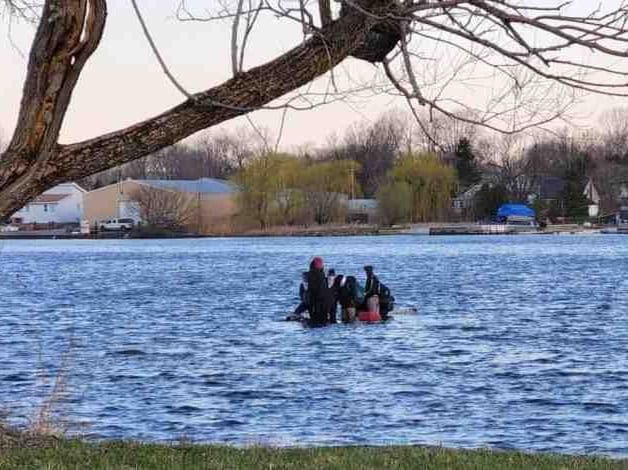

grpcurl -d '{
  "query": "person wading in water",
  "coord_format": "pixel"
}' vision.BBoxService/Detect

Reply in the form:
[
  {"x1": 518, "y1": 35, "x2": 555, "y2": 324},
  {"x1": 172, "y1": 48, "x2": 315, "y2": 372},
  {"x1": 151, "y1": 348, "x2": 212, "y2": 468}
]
[
  {"x1": 307, "y1": 257, "x2": 333, "y2": 326},
  {"x1": 363, "y1": 265, "x2": 381, "y2": 315},
  {"x1": 291, "y1": 271, "x2": 309, "y2": 319},
  {"x1": 363, "y1": 265, "x2": 394, "y2": 320}
]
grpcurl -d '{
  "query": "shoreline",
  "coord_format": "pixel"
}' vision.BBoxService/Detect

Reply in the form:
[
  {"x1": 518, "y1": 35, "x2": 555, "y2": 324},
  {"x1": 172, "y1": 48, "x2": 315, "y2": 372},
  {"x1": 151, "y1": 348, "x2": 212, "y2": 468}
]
[
  {"x1": 0, "y1": 223, "x2": 619, "y2": 240},
  {"x1": 0, "y1": 225, "x2": 406, "y2": 240}
]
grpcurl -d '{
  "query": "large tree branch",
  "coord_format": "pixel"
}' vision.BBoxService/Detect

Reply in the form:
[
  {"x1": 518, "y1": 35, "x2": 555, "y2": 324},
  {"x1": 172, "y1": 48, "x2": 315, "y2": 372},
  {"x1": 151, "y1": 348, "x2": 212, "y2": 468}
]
[
  {"x1": 0, "y1": 0, "x2": 106, "y2": 218},
  {"x1": 0, "y1": 0, "x2": 399, "y2": 219}
]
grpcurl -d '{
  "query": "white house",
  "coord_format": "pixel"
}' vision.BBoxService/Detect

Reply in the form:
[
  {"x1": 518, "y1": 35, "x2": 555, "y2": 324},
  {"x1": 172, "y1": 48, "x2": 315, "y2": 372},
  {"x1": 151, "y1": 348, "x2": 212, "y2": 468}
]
[
  {"x1": 11, "y1": 183, "x2": 86, "y2": 225},
  {"x1": 453, "y1": 176, "x2": 602, "y2": 218},
  {"x1": 452, "y1": 182, "x2": 485, "y2": 212},
  {"x1": 583, "y1": 179, "x2": 601, "y2": 217}
]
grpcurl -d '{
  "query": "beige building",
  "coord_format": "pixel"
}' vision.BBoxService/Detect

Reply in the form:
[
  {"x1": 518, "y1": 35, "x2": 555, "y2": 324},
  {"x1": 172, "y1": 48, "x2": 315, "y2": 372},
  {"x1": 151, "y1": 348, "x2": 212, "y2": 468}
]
[{"x1": 84, "y1": 178, "x2": 236, "y2": 234}]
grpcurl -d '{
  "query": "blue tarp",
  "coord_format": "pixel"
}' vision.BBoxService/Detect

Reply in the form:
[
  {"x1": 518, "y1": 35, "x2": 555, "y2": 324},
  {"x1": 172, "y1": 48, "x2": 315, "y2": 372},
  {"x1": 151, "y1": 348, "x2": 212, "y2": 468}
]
[{"x1": 497, "y1": 204, "x2": 535, "y2": 218}]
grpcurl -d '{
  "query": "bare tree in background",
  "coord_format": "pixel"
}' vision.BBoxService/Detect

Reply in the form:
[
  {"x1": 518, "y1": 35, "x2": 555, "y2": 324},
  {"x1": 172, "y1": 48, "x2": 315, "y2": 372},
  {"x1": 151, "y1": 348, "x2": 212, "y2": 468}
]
[
  {"x1": 589, "y1": 108, "x2": 628, "y2": 211},
  {"x1": 3, "y1": 1, "x2": 628, "y2": 219},
  {"x1": 131, "y1": 185, "x2": 196, "y2": 232},
  {"x1": 331, "y1": 113, "x2": 406, "y2": 196},
  {"x1": 412, "y1": 111, "x2": 481, "y2": 157},
  {"x1": 79, "y1": 126, "x2": 267, "y2": 189},
  {"x1": 599, "y1": 108, "x2": 628, "y2": 163},
  {"x1": 524, "y1": 130, "x2": 591, "y2": 177},
  {"x1": 193, "y1": 126, "x2": 267, "y2": 174},
  {"x1": 480, "y1": 134, "x2": 537, "y2": 203}
]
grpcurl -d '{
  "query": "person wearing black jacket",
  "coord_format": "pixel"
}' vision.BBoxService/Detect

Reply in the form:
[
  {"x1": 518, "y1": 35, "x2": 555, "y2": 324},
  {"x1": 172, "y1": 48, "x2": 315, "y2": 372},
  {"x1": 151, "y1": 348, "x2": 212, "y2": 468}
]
[
  {"x1": 337, "y1": 275, "x2": 359, "y2": 322},
  {"x1": 363, "y1": 265, "x2": 381, "y2": 315},
  {"x1": 364, "y1": 265, "x2": 394, "y2": 319},
  {"x1": 364, "y1": 265, "x2": 380, "y2": 297},
  {"x1": 307, "y1": 257, "x2": 333, "y2": 326}
]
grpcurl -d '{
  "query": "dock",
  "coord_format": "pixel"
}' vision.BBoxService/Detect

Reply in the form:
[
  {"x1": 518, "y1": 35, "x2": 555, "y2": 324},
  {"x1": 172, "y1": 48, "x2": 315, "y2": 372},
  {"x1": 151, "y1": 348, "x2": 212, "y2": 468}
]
[
  {"x1": 429, "y1": 224, "x2": 517, "y2": 235},
  {"x1": 404, "y1": 223, "x2": 536, "y2": 236},
  {"x1": 403, "y1": 223, "x2": 607, "y2": 236}
]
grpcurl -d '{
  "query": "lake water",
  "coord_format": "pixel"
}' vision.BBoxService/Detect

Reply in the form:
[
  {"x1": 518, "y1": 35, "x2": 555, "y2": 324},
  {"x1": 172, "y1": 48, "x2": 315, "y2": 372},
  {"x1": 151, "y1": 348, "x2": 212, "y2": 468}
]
[{"x1": 1, "y1": 235, "x2": 628, "y2": 456}]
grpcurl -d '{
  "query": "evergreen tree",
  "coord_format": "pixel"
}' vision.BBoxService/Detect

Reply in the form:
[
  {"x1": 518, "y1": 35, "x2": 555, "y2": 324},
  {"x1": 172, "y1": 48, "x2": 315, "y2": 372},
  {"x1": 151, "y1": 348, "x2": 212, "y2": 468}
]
[
  {"x1": 561, "y1": 179, "x2": 590, "y2": 221},
  {"x1": 560, "y1": 155, "x2": 591, "y2": 221},
  {"x1": 474, "y1": 184, "x2": 508, "y2": 220},
  {"x1": 454, "y1": 138, "x2": 481, "y2": 189}
]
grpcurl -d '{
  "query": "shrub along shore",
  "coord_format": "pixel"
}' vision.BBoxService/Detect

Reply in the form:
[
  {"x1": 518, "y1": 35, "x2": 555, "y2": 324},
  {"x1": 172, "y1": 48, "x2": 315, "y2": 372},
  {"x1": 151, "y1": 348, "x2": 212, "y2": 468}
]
[{"x1": 1, "y1": 432, "x2": 626, "y2": 470}]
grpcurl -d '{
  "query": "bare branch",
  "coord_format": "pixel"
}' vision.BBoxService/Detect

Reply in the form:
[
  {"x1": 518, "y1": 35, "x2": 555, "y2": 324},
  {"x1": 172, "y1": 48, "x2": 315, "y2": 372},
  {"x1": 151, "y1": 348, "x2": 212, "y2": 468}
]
[
  {"x1": 4, "y1": 0, "x2": 628, "y2": 221},
  {"x1": 130, "y1": 0, "x2": 194, "y2": 100},
  {"x1": 0, "y1": 0, "x2": 41, "y2": 23},
  {"x1": 231, "y1": 0, "x2": 245, "y2": 76}
]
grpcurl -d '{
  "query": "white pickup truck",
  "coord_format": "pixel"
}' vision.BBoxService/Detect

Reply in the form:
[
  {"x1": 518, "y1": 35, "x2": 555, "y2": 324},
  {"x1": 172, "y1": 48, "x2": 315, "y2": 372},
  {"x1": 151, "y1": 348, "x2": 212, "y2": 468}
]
[{"x1": 98, "y1": 218, "x2": 135, "y2": 231}]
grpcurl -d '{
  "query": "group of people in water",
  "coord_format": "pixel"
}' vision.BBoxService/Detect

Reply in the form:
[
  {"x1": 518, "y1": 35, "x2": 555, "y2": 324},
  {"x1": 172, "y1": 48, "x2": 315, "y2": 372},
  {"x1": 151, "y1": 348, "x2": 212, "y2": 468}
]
[{"x1": 290, "y1": 256, "x2": 394, "y2": 325}]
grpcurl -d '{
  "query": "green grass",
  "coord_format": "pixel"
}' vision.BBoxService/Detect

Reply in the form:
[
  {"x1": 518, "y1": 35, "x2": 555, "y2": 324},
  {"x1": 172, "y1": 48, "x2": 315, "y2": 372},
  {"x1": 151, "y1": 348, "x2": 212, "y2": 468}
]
[{"x1": 1, "y1": 441, "x2": 627, "y2": 470}]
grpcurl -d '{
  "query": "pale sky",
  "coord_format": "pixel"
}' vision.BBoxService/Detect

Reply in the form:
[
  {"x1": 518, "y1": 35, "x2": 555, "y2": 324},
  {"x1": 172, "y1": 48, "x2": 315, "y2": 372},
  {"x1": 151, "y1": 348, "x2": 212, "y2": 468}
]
[{"x1": 0, "y1": 1, "x2": 626, "y2": 150}]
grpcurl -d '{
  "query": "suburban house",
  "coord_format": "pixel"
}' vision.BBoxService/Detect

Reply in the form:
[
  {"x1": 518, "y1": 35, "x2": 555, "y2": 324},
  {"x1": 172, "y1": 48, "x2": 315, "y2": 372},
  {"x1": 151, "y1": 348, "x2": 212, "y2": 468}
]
[
  {"x1": 615, "y1": 184, "x2": 628, "y2": 224},
  {"x1": 11, "y1": 183, "x2": 86, "y2": 226},
  {"x1": 83, "y1": 178, "x2": 236, "y2": 233},
  {"x1": 452, "y1": 176, "x2": 602, "y2": 219},
  {"x1": 527, "y1": 176, "x2": 601, "y2": 218},
  {"x1": 583, "y1": 180, "x2": 602, "y2": 217},
  {"x1": 452, "y1": 182, "x2": 485, "y2": 212}
]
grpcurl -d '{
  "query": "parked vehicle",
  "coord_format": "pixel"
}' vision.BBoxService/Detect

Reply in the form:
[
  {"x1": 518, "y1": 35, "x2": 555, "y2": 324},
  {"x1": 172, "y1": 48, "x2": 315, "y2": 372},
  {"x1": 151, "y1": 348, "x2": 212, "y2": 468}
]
[{"x1": 98, "y1": 218, "x2": 135, "y2": 231}]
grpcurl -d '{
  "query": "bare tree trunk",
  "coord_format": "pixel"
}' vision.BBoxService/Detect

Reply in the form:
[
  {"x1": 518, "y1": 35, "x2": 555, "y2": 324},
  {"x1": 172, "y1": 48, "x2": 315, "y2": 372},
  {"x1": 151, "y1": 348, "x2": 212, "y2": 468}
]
[
  {"x1": 0, "y1": 0, "x2": 397, "y2": 220},
  {"x1": 0, "y1": 0, "x2": 106, "y2": 218}
]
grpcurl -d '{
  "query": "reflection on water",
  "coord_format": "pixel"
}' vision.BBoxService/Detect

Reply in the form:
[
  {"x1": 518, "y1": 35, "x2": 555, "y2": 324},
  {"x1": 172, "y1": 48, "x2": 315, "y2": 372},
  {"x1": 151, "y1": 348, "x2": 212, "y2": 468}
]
[{"x1": 1, "y1": 235, "x2": 628, "y2": 455}]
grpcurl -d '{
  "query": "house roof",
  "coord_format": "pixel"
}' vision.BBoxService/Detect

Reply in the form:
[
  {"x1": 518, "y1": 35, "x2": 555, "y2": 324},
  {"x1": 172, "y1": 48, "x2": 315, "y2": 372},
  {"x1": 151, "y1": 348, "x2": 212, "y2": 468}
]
[
  {"x1": 46, "y1": 182, "x2": 87, "y2": 194},
  {"x1": 455, "y1": 183, "x2": 485, "y2": 201},
  {"x1": 136, "y1": 178, "x2": 235, "y2": 194},
  {"x1": 537, "y1": 176, "x2": 566, "y2": 200},
  {"x1": 30, "y1": 194, "x2": 71, "y2": 204}
]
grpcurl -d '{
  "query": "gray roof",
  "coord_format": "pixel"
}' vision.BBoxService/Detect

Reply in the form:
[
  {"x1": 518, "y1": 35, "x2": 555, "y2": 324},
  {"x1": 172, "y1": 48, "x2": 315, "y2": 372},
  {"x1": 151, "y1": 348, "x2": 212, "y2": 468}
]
[
  {"x1": 455, "y1": 183, "x2": 485, "y2": 201},
  {"x1": 137, "y1": 178, "x2": 235, "y2": 194},
  {"x1": 537, "y1": 176, "x2": 565, "y2": 200}
]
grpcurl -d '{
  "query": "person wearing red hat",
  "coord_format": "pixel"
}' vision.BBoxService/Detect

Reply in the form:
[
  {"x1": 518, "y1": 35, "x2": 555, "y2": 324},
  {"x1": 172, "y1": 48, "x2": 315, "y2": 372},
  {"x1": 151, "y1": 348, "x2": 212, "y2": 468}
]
[
  {"x1": 306, "y1": 256, "x2": 332, "y2": 326},
  {"x1": 311, "y1": 256, "x2": 324, "y2": 270}
]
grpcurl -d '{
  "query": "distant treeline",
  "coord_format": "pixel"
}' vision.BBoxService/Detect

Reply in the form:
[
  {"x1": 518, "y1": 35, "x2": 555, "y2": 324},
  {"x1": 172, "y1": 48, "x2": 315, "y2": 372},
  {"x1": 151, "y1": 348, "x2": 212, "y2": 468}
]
[{"x1": 81, "y1": 108, "x2": 628, "y2": 226}]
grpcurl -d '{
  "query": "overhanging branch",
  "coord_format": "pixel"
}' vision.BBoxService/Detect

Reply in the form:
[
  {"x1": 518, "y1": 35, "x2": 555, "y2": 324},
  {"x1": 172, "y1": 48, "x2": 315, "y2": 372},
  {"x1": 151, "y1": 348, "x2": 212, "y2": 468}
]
[{"x1": 0, "y1": 0, "x2": 400, "y2": 219}]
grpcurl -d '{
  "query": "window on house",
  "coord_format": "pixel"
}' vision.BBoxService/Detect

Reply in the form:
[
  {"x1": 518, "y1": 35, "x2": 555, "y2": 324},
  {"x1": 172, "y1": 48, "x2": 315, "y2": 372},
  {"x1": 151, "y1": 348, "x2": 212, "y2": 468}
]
[
  {"x1": 50, "y1": 205, "x2": 56, "y2": 213},
  {"x1": 44, "y1": 204, "x2": 49, "y2": 212}
]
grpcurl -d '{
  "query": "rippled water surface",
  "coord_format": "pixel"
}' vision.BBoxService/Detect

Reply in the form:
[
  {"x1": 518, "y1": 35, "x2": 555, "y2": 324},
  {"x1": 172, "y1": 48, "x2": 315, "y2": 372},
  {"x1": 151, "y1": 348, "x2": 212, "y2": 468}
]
[{"x1": 1, "y1": 235, "x2": 628, "y2": 455}]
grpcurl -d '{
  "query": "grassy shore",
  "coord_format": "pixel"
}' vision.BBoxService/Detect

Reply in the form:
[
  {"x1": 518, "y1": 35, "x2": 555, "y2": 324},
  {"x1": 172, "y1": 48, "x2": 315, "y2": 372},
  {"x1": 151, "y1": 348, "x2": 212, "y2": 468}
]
[{"x1": 1, "y1": 439, "x2": 626, "y2": 470}]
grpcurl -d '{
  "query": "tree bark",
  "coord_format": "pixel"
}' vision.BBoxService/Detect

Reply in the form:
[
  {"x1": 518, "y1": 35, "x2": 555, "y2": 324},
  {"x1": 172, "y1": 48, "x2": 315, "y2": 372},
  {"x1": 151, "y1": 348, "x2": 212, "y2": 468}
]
[
  {"x1": 0, "y1": 0, "x2": 400, "y2": 220},
  {"x1": 0, "y1": 0, "x2": 106, "y2": 220}
]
